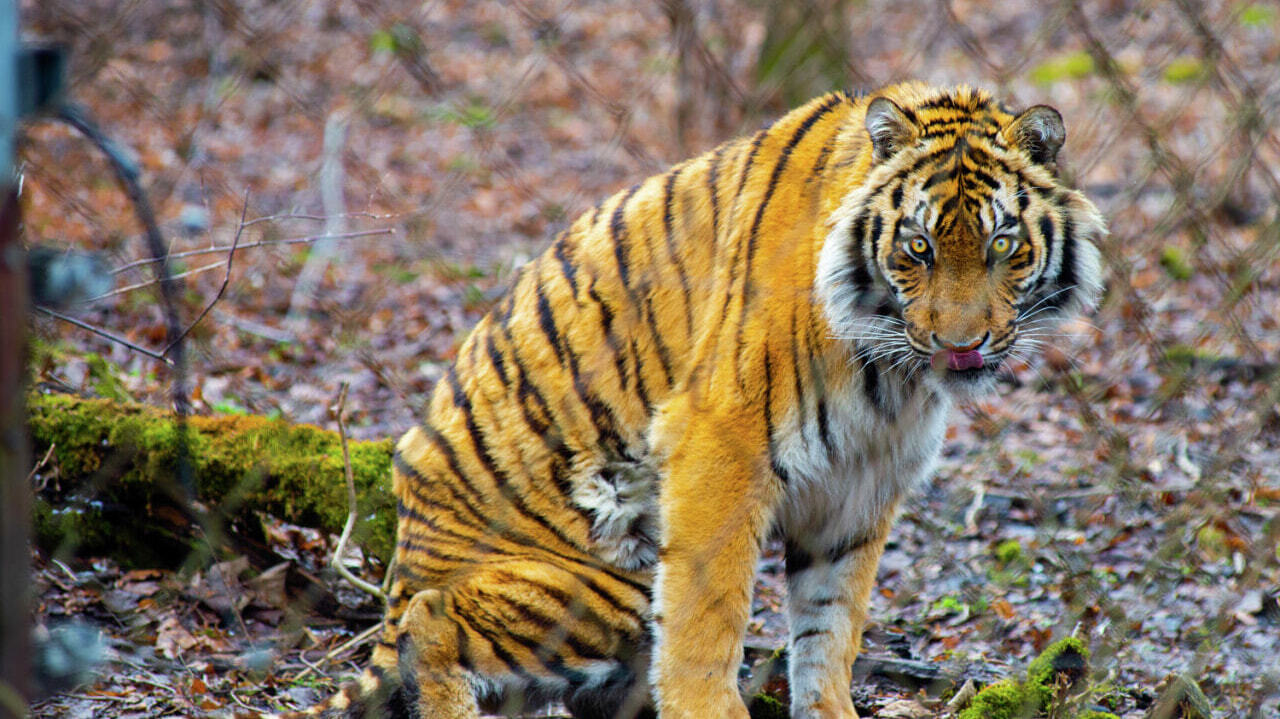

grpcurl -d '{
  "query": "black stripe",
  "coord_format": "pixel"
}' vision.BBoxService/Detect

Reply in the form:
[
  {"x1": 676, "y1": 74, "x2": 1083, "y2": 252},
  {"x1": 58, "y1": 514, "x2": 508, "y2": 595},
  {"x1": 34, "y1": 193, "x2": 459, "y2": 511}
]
[
  {"x1": 1036, "y1": 213, "x2": 1057, "y2": 292},
  {"x1": 553, "y1": 234, "x2": 579, "y2": 296},
  {"x1": 794, "y1": 628, "x2": 831, "y2": 641},
  {"x1": 454, "y1": 609, "x2": 532, "y2": 679},
  {"x1": 584, "y1": 282, "x2": 631, "y2": 394},
  {"x1": 628, "y1": 338, "x2": 653, "y2": 412},
  {"x1": 643, "y1": 295, "x2": 675, "y2": 386},
  {"x1": 815, "y1": 394, "x2": 834, "y2": 458},
  {"x1": 824, "y1": 531, "x2": 874, "y2": 563},
  {"x1": 743, "y1": 93, "x2": 843, "y2": 283},
  {"x1": 789, "y1": 311, "x2": 808, "y2": 451},
  {"x1": 1046, "y1": 216, "x2": 1077, "y2": 311},
  {"x1": 396, "y1": 535, "x2": 487, "y2": 566},
  {"x1": 485, "y1": 332, "x2": 510, "y2": 388},
  {"x1": 454, "y1": 613, "x2": 473, "y2": 671},
  {"x1": 707, "y1": 144, "x2": 725, "y2": 240},
  {"x1": 443, "y1": 366, "x2": 591, "y2": 555},
  {"x1": 610, "y1": 184, "x2": 642, "y2": 290},
  {"x1": 397, "y1": 434, "x2": 490, "y2": 532},
  {"x1": 533, "y1": 283, "x2": 630, "y2": 458},
  {"x1": 922, "y1": 164, "x2": 955, "y2": 190},
  {"x1": 869, "y1": 214, "x2": 885, "y2": 266},
  {"x1": 734, "y1": 128, "x2": 769, "y2": 203},
  {"x1": 661, "y1": 166, "x2": 695, "y2": 336},
  {"x1": 762, "y1": 351, "x2": 791, "y2": 484},
  {"x1": 860, "y1": 348, "x2": 885, "y2": 415},
  {"x1": 890, "y1": 183, "x2": 904, "y2": 209},
  {"x1": 403, "y1": 429, "x2": 623, "y2": 582},
  {"x1": 969, "y1": 166, "x2": 1000, "y2": 191},
  {"x1": 498, "y1": 327, "x2": 575, "y2": 471},
  {"x1": 784, "y1": 540, "x2": 813, "y2": 576}
]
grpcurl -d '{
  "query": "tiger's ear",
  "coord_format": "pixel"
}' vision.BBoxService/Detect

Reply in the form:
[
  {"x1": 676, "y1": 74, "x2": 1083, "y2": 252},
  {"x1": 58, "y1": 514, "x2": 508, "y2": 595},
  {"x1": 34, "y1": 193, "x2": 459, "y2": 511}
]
[
  {"x1": 865, "y1": 97, "x2": 916, "y2": 163},
  {"x1": 1005, "y1": 105, "x2": 1065, "y2": 165}
]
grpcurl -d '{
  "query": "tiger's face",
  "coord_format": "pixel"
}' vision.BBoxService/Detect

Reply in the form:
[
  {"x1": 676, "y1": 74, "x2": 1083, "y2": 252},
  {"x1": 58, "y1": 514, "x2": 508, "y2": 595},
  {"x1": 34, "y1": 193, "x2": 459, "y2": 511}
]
[{"x1": 818, "y1": 87, "x2": 1105, "y2": 395}]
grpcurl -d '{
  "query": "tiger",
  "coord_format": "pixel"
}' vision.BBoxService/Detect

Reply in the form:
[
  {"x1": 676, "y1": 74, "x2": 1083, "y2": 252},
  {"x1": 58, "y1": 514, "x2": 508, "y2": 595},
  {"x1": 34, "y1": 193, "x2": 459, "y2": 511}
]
[{"x1": 268, "y1": 81, "x2": 1105, "y2": 719}]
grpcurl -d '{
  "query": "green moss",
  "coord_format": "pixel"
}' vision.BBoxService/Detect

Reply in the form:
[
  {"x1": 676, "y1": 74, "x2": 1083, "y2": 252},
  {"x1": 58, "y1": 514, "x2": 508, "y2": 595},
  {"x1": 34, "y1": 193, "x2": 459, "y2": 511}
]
[
  {"x1": 1196, "y1": 524, "x2": 1228, "y2": 559},
  {"x1": 1159, "y1": 247, "x2": 1194, "y2": 280},
  {"x1": 1029, "y1": 51, "x2": 1095, "y2": 85},
  {"x1": 994, "y1": 539, "x2": 1024, "y2": 564},
  {"x1": 27, "y1": 393, "x2": 396, "y2": 567},
  {"x1": 1240, "y1": 3, "x2": 1276, "y2": 26},
  {"x1": 1162, "y1": 57, "x2": 1205, "y2": 84},
  {"x1": 959, "y1": 679, "x2": 1036, "y2": 719},
  {"x1": 957, "y1": 639, "x2": 1095, "y2": 719},
  {"x1": 1026, "y1": 637, "x2": 1089, "y2": 707},
  {"x1": 1078, "y1": 712, "x2": 1120, "y2": 719},
  {"x1": 746, "y1": 692, "x2": 788, "y2": 719}
]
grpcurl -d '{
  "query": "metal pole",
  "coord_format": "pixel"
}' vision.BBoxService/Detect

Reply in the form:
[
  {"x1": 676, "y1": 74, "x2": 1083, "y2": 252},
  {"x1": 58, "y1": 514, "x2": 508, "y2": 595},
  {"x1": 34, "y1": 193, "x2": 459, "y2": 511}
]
[{"x1": 0, "y1": 0, "x2": 32, "y2": 714}]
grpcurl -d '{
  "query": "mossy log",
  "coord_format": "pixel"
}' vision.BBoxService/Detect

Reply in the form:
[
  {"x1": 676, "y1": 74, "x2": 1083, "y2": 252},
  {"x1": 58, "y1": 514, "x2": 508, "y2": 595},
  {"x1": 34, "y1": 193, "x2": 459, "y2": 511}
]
[{"x1": 27, "y1": 391, "x2": 396, "y2": 568}]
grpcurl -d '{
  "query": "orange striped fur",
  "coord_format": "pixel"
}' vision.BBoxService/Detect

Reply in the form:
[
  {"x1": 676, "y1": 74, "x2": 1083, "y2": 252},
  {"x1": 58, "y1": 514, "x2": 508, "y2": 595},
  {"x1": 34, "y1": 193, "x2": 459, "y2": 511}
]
[{"x1": 271, "y1": 82, "x2": 1104, "y2": 719}]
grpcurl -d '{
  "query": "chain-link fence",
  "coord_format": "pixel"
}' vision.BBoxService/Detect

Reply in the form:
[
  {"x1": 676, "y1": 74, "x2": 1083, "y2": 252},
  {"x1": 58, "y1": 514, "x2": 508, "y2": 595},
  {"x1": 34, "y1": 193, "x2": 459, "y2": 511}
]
[{"x1": 15, "y1": 0, "x2": 1280, "y2": 716}]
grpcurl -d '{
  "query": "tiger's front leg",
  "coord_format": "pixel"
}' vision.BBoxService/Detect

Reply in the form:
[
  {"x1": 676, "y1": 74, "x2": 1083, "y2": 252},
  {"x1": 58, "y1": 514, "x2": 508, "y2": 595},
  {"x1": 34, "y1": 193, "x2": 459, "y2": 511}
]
[
  {"x1": 650, "y1": 400, "x2": 784, "y2": 719},
  {"x1": 783, "y1": 509, "x2": 898, "y2": 719}
]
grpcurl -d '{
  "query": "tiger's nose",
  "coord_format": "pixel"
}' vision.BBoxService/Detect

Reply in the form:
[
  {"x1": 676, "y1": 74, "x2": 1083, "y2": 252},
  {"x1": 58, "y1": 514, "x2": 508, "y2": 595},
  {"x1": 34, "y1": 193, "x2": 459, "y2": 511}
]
[{"x1": 932, "y1": 332, "x2": 988, "y2": 352}]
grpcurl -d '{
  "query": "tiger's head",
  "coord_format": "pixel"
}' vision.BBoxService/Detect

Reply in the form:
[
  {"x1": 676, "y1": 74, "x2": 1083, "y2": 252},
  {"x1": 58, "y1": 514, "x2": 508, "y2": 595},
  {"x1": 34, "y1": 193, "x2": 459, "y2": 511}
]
[{"x1": 817, "y1": 85, "x2": 1106, "y2": 395}]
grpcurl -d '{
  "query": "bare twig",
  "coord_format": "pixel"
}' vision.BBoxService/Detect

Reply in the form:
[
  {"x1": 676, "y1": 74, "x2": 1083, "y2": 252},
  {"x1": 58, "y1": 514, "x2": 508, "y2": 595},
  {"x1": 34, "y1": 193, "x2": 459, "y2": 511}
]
[
  {"x1": 93, "y1": 260, "x2": 226, "y2": 301},
  {"x1": 34, "y1": 305, "x2": 171, "y2": 364},
  {"x1": 26, "y1": 443, "x2": 56, "y2": 487},
  {"x1": 329, "y1": 383, "x2": 384, "y2": 600},
  {"x1": 239, "y1": 210, "x2": 388, "y2": 228},
  {"x1": 163, "y1": 193, "x2": 248, "y2": 355},
  {"x1": 110, "y1": 228, "x2": 394, "y2": 276},
  {"x1": 290, "y1": 622, "x2": 382, "y2": 682}
]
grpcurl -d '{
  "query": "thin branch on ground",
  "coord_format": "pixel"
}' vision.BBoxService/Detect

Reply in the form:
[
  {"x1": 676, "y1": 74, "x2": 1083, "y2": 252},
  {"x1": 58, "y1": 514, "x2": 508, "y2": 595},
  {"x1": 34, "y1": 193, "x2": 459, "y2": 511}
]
[
  {"x1": 329, "y1": 382, "x2": 385, "y2": 600},
  {"x1": 26, "y1": 443, "x2": 56, "y2": 487},
  {"x1": 290, "y1": 623, "x2": 383, "y2": 683},
  {"x1": 34, "y1": 305, "x2": 171, "y2": 364}
]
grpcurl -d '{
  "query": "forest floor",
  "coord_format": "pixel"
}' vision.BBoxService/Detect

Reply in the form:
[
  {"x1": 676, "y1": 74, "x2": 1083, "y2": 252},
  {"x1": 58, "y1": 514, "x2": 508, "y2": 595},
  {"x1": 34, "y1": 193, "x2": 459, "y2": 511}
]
[{"x1": 18, "y1": 0, "x2": 1280, "y2": 716}]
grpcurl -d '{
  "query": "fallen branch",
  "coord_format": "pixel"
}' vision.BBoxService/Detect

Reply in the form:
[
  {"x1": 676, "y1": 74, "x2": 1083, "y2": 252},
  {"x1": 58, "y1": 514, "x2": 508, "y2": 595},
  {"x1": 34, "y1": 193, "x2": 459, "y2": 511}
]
[{"x1": 28, "y1": 392, "x2": 396, "y2": 567}]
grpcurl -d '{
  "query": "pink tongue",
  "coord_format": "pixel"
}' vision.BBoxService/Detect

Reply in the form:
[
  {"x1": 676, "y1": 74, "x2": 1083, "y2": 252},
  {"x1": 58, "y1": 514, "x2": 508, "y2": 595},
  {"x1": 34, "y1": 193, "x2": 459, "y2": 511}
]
[{"x1": 932, "y1": 350, "x2": 985, "y2": 371}]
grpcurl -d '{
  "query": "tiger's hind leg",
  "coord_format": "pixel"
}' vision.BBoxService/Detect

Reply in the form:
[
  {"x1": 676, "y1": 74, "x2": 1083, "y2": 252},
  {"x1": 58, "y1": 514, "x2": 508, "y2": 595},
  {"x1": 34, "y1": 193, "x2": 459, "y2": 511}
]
[
  {"x1": 394, "y1": 558, "x2": 650, "y2": 719},
  {"x1": 395, "y1": 588, "x2": 479, "y2": 719}
]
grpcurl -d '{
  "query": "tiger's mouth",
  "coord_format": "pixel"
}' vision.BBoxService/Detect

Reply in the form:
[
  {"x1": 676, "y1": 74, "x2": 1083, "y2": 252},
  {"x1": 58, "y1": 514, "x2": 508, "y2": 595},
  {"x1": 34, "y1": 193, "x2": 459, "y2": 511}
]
[{"x1": 930, "y1": 349, "x2": 985, "y2": 371}]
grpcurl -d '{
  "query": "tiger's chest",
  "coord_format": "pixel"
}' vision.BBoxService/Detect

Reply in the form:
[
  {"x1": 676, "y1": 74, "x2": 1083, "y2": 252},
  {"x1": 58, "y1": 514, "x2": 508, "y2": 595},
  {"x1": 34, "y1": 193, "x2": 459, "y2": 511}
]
[
  {"x1": 570, "y1": 362, "x2": 950, "y2": 571},
  {"x1": 772, "y1": 368, "x2": 950, "y2": 550}
]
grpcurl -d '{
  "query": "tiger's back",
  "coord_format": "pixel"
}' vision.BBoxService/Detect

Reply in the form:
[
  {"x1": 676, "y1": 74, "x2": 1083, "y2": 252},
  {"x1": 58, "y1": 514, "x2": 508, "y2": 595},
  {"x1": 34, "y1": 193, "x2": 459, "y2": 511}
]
[{"x1": 278, "y1": 82, "x2": 1104, "y2": 719}]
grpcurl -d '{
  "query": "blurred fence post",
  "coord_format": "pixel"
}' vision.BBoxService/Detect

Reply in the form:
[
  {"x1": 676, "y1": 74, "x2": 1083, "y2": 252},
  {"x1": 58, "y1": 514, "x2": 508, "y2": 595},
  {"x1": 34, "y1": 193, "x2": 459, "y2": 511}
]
[{"x1": 0, "y1": 0, "x2": 29, "y2": 716}]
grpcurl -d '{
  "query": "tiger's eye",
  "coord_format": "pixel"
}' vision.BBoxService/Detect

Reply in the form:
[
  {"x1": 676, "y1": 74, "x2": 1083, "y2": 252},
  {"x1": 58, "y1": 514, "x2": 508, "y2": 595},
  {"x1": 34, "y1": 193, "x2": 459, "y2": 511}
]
[
  {"x1": 909, "y1": 236, "x2": 930, "y2": 256},
  {"x1": 991, "y1": 235, "x2": 1015, "y2": 257}
]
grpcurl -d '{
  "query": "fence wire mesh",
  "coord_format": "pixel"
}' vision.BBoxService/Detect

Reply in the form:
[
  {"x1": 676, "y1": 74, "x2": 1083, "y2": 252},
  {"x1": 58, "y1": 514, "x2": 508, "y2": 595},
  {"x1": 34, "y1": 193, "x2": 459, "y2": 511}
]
[{"x1": 16, "y1": 0, "x2": 1280, "y2": 717}]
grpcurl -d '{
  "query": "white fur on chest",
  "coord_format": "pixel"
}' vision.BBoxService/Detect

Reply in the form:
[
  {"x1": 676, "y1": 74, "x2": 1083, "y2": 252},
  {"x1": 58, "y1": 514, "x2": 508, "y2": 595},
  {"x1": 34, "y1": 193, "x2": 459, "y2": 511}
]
[{"x1": 774, "y1": 367, "x2": 950, "y2": 549}]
